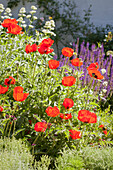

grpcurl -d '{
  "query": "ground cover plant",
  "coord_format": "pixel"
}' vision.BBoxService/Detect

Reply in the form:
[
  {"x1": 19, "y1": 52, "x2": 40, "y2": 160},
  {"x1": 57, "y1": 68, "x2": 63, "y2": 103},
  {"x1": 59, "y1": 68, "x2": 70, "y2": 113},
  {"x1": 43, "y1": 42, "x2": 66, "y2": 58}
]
[
  {"x1": 0, "y1": 4, "x2": 113, "y2": 169},
  {"x1": 55, "y1": 147, "x2": 113, "y2": 170}
]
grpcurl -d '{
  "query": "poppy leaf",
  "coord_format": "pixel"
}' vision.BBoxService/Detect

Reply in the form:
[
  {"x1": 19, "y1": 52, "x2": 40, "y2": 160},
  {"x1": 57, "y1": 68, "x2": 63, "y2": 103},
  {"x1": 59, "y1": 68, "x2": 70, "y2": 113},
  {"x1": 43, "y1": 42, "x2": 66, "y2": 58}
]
[
  {"x1": 14, "y1": 128, "x2": 25, "y2": 136},
  {"x1": 33, "y1": 114, "x2": 41, "y2": 122}
]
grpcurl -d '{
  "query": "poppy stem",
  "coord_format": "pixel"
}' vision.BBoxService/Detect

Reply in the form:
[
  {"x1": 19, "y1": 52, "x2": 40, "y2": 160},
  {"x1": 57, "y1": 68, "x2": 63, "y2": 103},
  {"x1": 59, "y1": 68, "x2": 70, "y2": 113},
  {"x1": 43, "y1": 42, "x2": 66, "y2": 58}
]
[
  {"x1": 85, "y1": 78, "x2": 93, "y2": 109},
  {"x1": 17, "y1": 63, "x2": 19, "y2": 81},
  {"x1": 5, "y1": 121, "x2": 10, "y2": 136},
  {"x1": 2, "y1": 89, "x2": 11, "y2": 107},
  {"x1": 32, "y1": 54, "x2": 38, "y2": 83},
  {"x1": 12, "y1": 120, "x2": 16, "y2": 137},
  {"x1": 32, "y1": 134, "x2": 40, "y2": 155},
  {"x1": 67, "y1": 86, "x2": 69, "y2": 98},
  {"x1": 8, "y1": 121, "x2": 13, "y2": 138}
]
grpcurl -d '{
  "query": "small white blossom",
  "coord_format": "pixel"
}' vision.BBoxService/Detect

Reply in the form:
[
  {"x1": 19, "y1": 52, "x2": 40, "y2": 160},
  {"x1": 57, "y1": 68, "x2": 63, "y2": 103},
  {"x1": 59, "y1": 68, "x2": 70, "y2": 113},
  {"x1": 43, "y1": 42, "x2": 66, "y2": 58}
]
[
  {"x1": 22, "y1": 20, "x2": 25, "y2": 24},
  {"x1": 33, "y1": 16, "x2": 37, "y2": 20},
  {"x1": 17, "y1": 17, "x2": 23, "y2": 22},
  {"x1": 29, "y1": 24, "x2": 34, "y2": 28},
  {"x1": 22, "y1": 24, "x2": 27, "y2": 28},
  {"x1": 50, "y1": 20, "x2": 55, "y2": 27},
  {"x1": 26, "y1": 15, "x2": 31, "y2": 18},
  {"x1": 101, "y1": 69, "x2": 106, "y2": 74},
  {"x1": 44, "y1": 25, "x2": 51, "y2": 29},
  {"x1": 0, "y1": 4, "x2": 4, "y2": 9},
  {"x1": 5, "y1": 8, "x2": 11, "y2": 13},
  {"x1": 0, "y1": 9, "x2": 4, "y2": 13},
  {"x1": 19, "y1": 7, "x2": 26, "y2": 13},
  {"x1": 107, "y1": 50, "x2": 113, "y2": 56},
  {"x1": 103, "y1": 81, "x2": 108, "y2": 86},
  {"x1": 45, "y1": 21, "x2": 51, "y2": 26},
  {"x1": 31, "y1": 5, "x2": 37, "y2": 10},
  {"x1": 30, "y1": 10, "x2": 36, "y2": 14},
  {"x1": 3, "y1": 16, "x2": 9, "y2": 19},
  {"x1": 42, "y1": 29, "x2": 56, "y2": 36},
  {"x1": 9, "y1": 13, "x2": 12, "y2": 16},
  {"x1": 22, "y1": 14, "x2": 26, "y2": 17},
  {"x1": 1, "y1": 16, "x2": 4, "y2": 19},
  {"x1": 102, "y1": 89, "x2": 107, "y2": 93}
]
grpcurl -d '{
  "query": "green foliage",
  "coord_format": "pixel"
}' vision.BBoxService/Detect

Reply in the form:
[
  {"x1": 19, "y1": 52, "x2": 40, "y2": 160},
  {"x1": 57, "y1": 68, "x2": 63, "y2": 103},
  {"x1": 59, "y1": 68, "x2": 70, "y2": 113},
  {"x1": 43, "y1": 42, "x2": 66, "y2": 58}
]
[
  {"x1": 36, "y1": 155, "x2": 51, "y2": 170},
  {"x1": 82, "y1": 146, "x2": 113, "y2": 170},
  {"x1": 0, "y1": 4, "x2": 112, "y2": 168},
  {"x1": 55, "y1": 148, "x2": 84, "y2": 170},
  {"x1": 0, "y1": 137, "x2": 36, "y2": 170},
  {"x1": 55, "y1": 146, "x2": 113, "y2": 170}
]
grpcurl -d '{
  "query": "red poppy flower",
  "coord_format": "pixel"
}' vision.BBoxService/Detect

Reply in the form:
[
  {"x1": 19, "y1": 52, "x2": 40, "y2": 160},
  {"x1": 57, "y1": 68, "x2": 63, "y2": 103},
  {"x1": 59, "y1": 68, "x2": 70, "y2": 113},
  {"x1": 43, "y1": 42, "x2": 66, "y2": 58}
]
[
  {"x1": 62, "y1": 47, "x2": 74, "y2": 57},
  {"x1": 48, "y1": 60, "x2": 59, "y2": 69},
  {"x1": 1, "y1": 18, "x2": 18, "y2": 28},
  {"x1": 38, "y1": 38, "x2": 54, "y2": 54},
  {"x1": 71, "y1": 58, "x2": 83, "y2": 67},
  {"x1": 99, "y1": 124, "x2": 107, "y2": 135},
  {"x1": 13, "y1": 86, "x2": 29, "y2": 101},
  {"x1": 34, "y1": 122, "x2": 47, "y2": 132},
  {"x1": 4, "y1": 76, "x2": 15, "y2": 86},
  {"x1": 87, "y1": 62, "x2": 99, "y2": 71},
  {"x1": 38, "y1": 38, "x2": 54, "y2": 48},
  {"x1": 25, "y1": 44, "x2": 38, "y2": 53},
  {"x1": 45, "y1": 106, "x2": 60, "y2": 117},
  {"x1": 0, "y1": 106, "x2": 3, "y2": 112},
  {"x1": 69, "y1": 129, "x2": 81, "y2": 139},
  {"x1": 38, "y1": 44, "x2": 54, "y2": 54},
  {"x1": 88, "y1": 69, "x2": 104, "y2": 79},
  {"x1": 99, "y1": 124, "x2": 104, "y2": 128},
  {"x1": 103, "y1": 130, "x2": 107, "y2": 135},
  {"x1": 25, "y1": 44, "x2": 33, "y2": 53},
  {"x1": 0, "y1": 85, "x2": 9, "y2": 94},
  {"x1": 31, "y1": 43, "x2": 38, "y2": 52},
  {"x1": 29, "y1": 120, "x2": 32, "y2": 125},
  {"x1": 62, "y1": 76, "x2": 76, "y2": 86},
  {"x1": 60, "y1": 113, "x2": 72, "y2": 120},
  {"x1": 63, "y1": 98, "x2": 74, "y2": 109},
  {"x1": 78, "y1": 110, "x2": 97, "y2": 123},
  {"x1": 7, "y1": 24, "x2": 23, "y2": 34}
]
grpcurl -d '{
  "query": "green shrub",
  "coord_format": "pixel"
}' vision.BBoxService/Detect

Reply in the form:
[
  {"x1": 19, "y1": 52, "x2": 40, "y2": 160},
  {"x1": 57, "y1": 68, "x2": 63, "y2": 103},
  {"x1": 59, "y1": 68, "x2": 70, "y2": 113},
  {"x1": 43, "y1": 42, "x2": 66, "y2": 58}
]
[
  {"x1": 55, "y1": 146, "x2": 113, "y2": 170},
  {"x1": 82, "y1": 146, "x2": 113, "y2": 170},
  {"x1": 55, "y1": 148, "x2": 84, "y2": 170},
  {"x1": 0, "y1": 137, "x2": 36, "y2": 170},
  {"x1": 36, "y1": 155, "x2": 51, "y2": 170}
]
